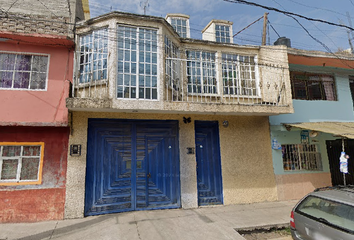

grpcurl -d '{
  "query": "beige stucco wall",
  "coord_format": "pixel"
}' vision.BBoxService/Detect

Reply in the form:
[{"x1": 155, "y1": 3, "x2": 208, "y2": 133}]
[
  {"x1": 65, "y1": 112, "x2": 277, "y2": 219},
  {"x1": 275, "y1": 172, "x2": 332, "y2": 201}
]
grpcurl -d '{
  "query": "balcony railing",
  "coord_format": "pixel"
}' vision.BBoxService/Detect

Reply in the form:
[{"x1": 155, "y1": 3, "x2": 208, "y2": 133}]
[{"x1": 71, "y1": 61, "x2": 290, "y2": 108}]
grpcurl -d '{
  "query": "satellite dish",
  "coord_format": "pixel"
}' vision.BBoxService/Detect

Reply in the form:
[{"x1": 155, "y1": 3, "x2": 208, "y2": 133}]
[{"x1": 309, "y1": 131, "x2": 318, "y2": 138}]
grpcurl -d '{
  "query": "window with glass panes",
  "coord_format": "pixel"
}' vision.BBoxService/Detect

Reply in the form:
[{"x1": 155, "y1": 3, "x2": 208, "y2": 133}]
[
  {"x1": 291, "y1": 72, "x2": 336, "y2": 101},
  {"x1": 186, "y1": 51, "x2": 216, "y2": 94},
  {"x1": 282, "y1": 144, "x2": 322, "y2": 171},
  {"x1": 170, "y1": 18, "x2": 187, "y2": 38},
  {"x1": 0, "y1": 143, "x2": 44, "y2": 185},
  {"x1": 215, "y1": 25, "x2": 230, "y2": 43},
  {"x1": 165, "y1": 36, "x2": 180, "y2": 88},
  {"x1": 222, "y1": 53, "x2": 258, "y2": 96},
  {"x1": 117, "y1": 26, "x2": 158, "y2": 99},
  {"x1": 0, "y1": 53, "x2": 48, "y2": 90},
  {"x1": 79, "y1": 28, "x2": 108, "y2": 83}
]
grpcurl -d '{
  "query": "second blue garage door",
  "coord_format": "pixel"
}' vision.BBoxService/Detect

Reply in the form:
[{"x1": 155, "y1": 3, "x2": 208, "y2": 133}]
[{"x1": 85, "y1": 119, "x2": 181, "y2": 216}]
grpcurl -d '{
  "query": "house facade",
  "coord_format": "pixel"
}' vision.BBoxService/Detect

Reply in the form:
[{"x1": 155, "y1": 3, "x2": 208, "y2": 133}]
[
  {"x1": 65, "y1": 12, "x2": 294, "y2": 218},
  {"x1": 0, "y1": 0, "x2": 84, "y2": 222},
  {"x1": 269, "y1": 48, "x2": 354, "y2": 201}
]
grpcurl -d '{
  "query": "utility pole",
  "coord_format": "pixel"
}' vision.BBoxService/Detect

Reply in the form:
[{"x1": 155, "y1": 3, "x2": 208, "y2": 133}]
[{"x1": 262, "y1": 12, "x2": 268, "y2": 45}]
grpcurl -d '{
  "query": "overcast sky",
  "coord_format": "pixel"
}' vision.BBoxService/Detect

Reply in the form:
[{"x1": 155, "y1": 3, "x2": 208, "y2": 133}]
[{"x1": 88, "y1": 0, "x2": 354, "y2": 52}]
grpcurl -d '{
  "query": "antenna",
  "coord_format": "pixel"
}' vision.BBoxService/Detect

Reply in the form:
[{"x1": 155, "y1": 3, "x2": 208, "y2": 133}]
[
  {"x1": 140, "y1": 0, "x2": 149, "y2": 15},
  {"x1": 346, "y1": 12, "x2": 354, "y2": 54}
]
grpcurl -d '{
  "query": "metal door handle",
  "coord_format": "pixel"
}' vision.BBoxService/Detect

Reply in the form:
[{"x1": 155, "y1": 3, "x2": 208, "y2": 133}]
[{"x1": 147, "y1": 173, "x2": 151, "y2": 178}]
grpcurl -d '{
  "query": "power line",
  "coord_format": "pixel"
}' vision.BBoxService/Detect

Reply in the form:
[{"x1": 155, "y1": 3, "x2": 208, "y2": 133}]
[
  {"x1": 223, "y1": 0, "x2": 354, "y2": 32},
  {"x1": 5, "y1": 0, "x2": 21, "y2": 13},
  {"x1": 36, "y1": 0, "x2": 59, "y2": 18},
  {"x1": 285, "y1": 0, "x2": 351, "y2": 19},
  {"x1": 268, "y1": 20, "x2": 280, "y2": 38}
]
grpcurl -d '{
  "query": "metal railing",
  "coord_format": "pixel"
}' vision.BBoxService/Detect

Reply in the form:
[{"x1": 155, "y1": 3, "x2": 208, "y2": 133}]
[{"x1": 72, "y1": 61, "x2": 290, "y2": 107}]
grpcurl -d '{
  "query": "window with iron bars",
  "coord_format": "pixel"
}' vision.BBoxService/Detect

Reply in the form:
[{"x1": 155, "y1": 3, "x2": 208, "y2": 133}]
[
  {"x1": 186, "y1": 50, "x2": 216, "y2": 94},
  {"x1": 79, "y1": 28, "x2": 108, "y2": 83},
  {"x1": 222, "y1": 53, "x2": 258, "y2": 96},
  {"x1": 282, "y1": 144, "x2": 322, "y2": 171},
  {"x1": 165, "y1": 36, "x2": 180, "y2": 91},
  {"x1": 291, "y1": 72, "x2": 336, "y2": 101}
]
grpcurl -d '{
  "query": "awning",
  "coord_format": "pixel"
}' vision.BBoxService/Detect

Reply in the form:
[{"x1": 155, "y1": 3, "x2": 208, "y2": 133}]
[{"x1": 284, "y1": 122, "x2": 354, "y2": 139}]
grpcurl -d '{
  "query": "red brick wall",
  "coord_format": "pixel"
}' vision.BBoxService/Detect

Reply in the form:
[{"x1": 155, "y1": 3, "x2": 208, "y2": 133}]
[{"x1": 0, "y1": 126, "x2": 69, "y2": 223}]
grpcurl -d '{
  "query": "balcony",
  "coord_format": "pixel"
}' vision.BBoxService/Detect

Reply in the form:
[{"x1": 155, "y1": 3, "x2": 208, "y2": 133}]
[{"x1": 67, "y1": 54, "x2": 293, "y2": 116}]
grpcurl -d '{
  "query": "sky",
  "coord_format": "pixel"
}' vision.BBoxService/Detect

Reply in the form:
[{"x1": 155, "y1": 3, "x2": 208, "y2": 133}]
[{"x1": 88, "y1": 0, "x2": 354, "y2": 53}]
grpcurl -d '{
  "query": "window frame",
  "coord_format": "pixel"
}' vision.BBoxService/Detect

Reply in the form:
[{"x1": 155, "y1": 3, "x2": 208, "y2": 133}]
[
  {"x1": 221, "y1": 53, "x2": 259, "y2": 97},
  {"x1": 282, "y1": 143, "x2": 323, "y2": 172},
  {"x1": 0, "y1": 142, "x2": 44, "y2": 186},
  {"x1": 291, "y1": 72, "x2": 337, "y2": 101},
  {"x1": 186, "y1": 50, "x2": 217, "y2": 95},
  {"x1": 117, "y1": 24, "x2": 159, "y2": 100},
  {"x1": 215, "y1": 24, "x2": 231, "y2": 43},
  {"x1": 165, "y1": 36, "x2": 180, "y2": 89},
  {"x1": 78, "y1": 27, "x2": 108, "y2": 84},
  {"x1": 170, "y1": 18, "x2": 188, "y2": 38},
  {"x1": 0, "y1": 51, "x2": 49, "y2": 91}
]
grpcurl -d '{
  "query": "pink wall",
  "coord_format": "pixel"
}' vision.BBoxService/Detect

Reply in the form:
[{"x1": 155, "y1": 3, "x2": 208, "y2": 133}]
[
  {"x1": 276, "y1": 172, "x2": 332, "y2": 201},
  {"x1": 0, "y1": 40, "x2": 74, "y2": 126}
]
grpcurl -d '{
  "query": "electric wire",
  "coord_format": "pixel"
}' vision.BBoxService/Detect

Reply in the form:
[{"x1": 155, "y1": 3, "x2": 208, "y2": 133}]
[{"x1": 223, "y1": 0, "x2": 354, "y2": 32}]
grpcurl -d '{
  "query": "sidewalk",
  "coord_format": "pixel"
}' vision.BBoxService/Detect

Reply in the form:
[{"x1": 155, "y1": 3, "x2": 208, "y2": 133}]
[{"x1": 0, "y1": 200, "x2": 297, "y2": 240}]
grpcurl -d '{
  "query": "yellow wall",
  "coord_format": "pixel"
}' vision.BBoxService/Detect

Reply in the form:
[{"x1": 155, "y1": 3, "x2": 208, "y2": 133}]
[{"x1": 65, "y1": 112, "x2": 277, "y2": 218}]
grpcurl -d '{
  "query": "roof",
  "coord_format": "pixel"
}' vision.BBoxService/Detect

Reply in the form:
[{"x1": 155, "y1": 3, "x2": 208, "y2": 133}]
[{"x1": 285, "y1": 122, "x2": 354, "y2": 139}]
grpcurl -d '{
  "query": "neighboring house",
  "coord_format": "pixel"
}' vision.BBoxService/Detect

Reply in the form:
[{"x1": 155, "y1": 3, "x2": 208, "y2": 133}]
[
  {"x1": 269, "y1": 48, "x2": 354, "y2": 201},
  {"x1": 0, "y1": 0, "x2": 85, "y2": 222},
  {"x1": 64, "y1": 11, "x2": 293, "y2": 219}
]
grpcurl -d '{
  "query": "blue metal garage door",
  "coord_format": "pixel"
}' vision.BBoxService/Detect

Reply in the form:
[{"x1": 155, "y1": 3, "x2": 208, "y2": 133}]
[
  {"x1": 85, "y1": 119, "x2": 181, "y2": 216},
  {"x1": 195, "y1": 121, "x2": 223, "y2": 206}
]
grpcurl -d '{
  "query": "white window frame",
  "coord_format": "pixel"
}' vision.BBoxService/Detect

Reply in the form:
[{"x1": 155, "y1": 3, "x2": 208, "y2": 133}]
[
  {"x1": 0, "y1": 51, "x2": 49, "y2": 91},
  {"x1": 0, "y1": 142, "x2": 44, "y2": 185},
  {"x1": 170, "y1": 18, "x2": 188, "y2": 38},
  {"x1": 78, "y1": 27, "x2": 108, "y2": 84},
  {"x1": 282, "y1": 144, "x2": 323, "y2": 171},
  {"x1": 221, "y1": 53, "x2": 260, "y2": 97},
  {"x1": 215, "y1": 24, "x2": 231, "y2": 43},
  {"x1": 186, "y1": 50, "x2": 217, "y2": 95},
  {"x1": 165, "y1": 36, "x2": 180, "y2": 89},
  {"x1": 117, "y1": 24, "x2": 159, "y2": 100}
]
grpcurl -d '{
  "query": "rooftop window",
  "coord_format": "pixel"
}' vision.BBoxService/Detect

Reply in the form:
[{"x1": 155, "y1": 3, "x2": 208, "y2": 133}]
[{"x1": 215, "y1": 25, "x2": 231, "y2": 43}]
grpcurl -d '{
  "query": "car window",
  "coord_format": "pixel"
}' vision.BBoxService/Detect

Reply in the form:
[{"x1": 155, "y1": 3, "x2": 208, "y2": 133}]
[{"x1": 296, "y1": 196, "x2": 354, "y2": 233}]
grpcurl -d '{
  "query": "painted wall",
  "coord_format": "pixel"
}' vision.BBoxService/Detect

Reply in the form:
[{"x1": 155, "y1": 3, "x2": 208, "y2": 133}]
[
  {"x1": 0, "y1": 126, "x2": 69, "y2": 223},
  {"x1": 269, "y1": 73, "x2": 354, "y2": 125},
  {"x1": 65, "y1": 112, "x2": 277, "y2": 219},
  {"x1": 0, "y1": 41, "x2": 73, "y2": 126},
  {"x1": 270, "y1": 128, "x2": 338, "y2": 200}
]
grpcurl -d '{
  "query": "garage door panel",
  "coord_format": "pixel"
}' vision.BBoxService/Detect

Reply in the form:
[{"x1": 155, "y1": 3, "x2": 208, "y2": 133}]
[{"x1": 85, "y1": 119, "x2": 180, "y2": 216}]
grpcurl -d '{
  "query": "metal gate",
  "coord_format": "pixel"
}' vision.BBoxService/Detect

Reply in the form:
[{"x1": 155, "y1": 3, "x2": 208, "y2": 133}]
[
  {"x1": 195, "y1": 121, "x2": 223, "y2": 206},
  {"x1": 85, "y1": 119, "x2": 180, "y2": 216},
  {"x1": 326, "y1": 139, "x2": 354, "y2": 186}
]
